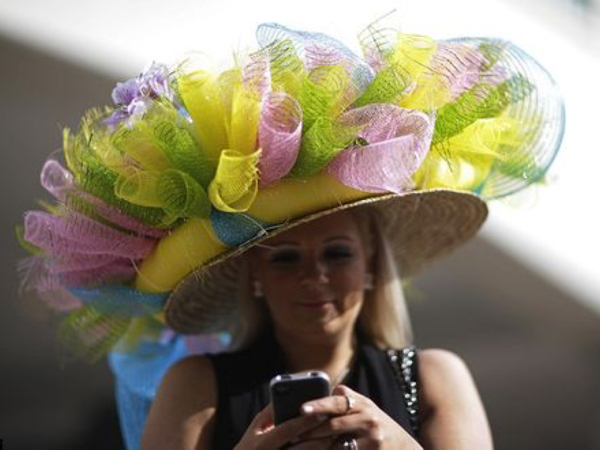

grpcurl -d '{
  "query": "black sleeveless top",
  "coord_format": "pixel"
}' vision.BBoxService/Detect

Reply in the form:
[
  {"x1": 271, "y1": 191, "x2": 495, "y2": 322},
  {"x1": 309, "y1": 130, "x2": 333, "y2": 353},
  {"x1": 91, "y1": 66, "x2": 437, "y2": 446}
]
[{"x1": 207, "y1": 333, "x2": 419, "y2": 449}]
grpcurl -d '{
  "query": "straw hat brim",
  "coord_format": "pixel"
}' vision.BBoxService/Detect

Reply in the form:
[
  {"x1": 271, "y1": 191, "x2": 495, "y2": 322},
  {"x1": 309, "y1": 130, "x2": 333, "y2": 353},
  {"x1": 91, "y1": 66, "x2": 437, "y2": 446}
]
[{"x1": 165, "y1": 189, "x2": 488, "y2": 334}]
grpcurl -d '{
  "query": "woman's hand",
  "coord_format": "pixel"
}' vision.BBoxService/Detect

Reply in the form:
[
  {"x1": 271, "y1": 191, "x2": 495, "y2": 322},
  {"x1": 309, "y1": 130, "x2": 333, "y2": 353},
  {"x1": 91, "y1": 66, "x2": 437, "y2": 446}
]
[
  {"x1": 234, "y1": 402, "x2": 329, "y2": 450},
  {"x1": 291, "y1": 385, "x2": 423, "y2": 449}
]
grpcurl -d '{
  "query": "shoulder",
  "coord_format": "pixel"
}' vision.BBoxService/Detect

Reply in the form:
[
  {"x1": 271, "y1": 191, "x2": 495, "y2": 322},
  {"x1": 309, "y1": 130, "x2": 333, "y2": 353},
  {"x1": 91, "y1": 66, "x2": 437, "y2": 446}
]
[
  {"x1": 168, "y1": 353, "x2": 217, "y2": 383},
  {"x1": 418, "y1": 348, "x2": 472, "y2": 385},
  {"x1": 141, "y1": 355, "x2": 217, "y2": 450},
  {"x1": 158, "y1": 354, "x2": 218, "y2": 405},
  {"x1": 417, "y1": 348, "x2": 477, "y2": 410},
  {"x1": 416, "y1": 348, "x2": 493, "y2": 448}
]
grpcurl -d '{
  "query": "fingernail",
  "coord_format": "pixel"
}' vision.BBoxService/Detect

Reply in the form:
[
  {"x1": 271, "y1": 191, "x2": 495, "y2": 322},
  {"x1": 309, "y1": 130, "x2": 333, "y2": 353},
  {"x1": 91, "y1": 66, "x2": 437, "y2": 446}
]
[{"x1": 301, "y1": 404, "x2": 314, "y2": 414}]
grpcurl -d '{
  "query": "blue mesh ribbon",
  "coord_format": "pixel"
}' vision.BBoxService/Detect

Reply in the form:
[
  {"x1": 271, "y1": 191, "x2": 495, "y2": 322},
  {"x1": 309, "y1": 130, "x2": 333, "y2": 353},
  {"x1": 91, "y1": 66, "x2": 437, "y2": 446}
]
[
  {"x1": 70, "y1": 285, "x2": 168, "y2": 317},
  {"x1": 211, "y1": 209, "x2": 278, "y2": 247}
]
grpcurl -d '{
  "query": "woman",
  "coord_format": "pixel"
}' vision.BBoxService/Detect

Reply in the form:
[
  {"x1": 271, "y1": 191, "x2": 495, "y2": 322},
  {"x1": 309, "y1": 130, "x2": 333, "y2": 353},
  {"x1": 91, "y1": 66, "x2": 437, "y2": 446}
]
[
  {"x1": 19, "y1": 21, "x2": 563, "y2": 450},
  {"x1": 142, "y1": 208, "x2": 493, "y2": 449}
]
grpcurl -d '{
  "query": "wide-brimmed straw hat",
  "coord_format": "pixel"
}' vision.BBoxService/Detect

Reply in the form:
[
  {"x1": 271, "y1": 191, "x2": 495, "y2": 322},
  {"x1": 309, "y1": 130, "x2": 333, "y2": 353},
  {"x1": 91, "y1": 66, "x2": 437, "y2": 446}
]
[{"x1": 19, "y1": 22, "x2": 564, "y2": 359}]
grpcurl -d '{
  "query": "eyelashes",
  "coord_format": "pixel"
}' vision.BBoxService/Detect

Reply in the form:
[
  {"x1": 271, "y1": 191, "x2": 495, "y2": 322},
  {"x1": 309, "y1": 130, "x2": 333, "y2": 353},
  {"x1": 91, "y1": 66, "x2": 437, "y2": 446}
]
[
  {"x1": 268, "y1": 245, "x2": 355, "y2": 264},
  {"x1": 269, "y1": 249, "x2": 301, "y2": 264},
  {"x1": 324, "y1": 245, "x2": 354, "y2": 260}
]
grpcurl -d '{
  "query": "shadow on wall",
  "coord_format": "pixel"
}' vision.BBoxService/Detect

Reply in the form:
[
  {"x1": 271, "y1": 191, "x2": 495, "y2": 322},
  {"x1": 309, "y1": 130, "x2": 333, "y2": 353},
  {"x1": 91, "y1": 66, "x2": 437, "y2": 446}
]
[{"x1": 1, "y1": 34, "x2": 599, "y2": 450}]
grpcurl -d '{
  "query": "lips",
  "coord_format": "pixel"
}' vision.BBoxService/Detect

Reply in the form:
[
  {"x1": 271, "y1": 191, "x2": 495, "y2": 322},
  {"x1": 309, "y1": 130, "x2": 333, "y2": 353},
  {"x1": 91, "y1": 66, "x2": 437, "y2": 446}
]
[{"x1": 294, "y1": 300, "x2": 335, "y2": 308}]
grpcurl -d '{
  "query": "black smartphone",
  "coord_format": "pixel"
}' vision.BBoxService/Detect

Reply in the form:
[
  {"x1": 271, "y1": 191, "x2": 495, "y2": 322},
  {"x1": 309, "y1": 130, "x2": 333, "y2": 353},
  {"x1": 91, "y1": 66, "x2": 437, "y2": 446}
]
[{"x1": 270, "y1": 371, "x2": 331, "y2": 425}]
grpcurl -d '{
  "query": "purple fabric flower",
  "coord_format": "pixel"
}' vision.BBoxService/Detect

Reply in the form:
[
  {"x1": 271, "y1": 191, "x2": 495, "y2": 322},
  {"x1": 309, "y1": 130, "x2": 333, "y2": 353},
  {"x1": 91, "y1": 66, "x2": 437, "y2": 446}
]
[
  {"x1": 104, "y1": 63, "x2": 173, "y2": 130},
  {"x1": 139, "y1": 63, "x2": 173, "y2": 101},
  {"x1": 104, "y1": 109, "x2": 130, "y2": 130},
  {"x1": 112, "y1": 78, "x2": 141, "y2": 106}
]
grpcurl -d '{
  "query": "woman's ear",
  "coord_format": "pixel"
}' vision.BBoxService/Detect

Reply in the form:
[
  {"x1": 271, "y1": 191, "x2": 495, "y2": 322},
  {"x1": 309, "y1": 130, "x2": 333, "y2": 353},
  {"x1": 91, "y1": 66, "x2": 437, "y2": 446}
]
[
  {"x1": 252, "y1": 279, "x2": 265, "y2": 298},
  {"x1": 242, "y1": 251, "x2": 264, "y2": 298}
]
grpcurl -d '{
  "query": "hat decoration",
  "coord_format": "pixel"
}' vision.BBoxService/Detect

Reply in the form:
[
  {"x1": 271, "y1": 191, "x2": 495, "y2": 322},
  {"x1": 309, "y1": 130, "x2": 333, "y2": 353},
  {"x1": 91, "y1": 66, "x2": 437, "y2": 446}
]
[{"x1": 18, "y1": 22, "x2": 564, "y2": 360}]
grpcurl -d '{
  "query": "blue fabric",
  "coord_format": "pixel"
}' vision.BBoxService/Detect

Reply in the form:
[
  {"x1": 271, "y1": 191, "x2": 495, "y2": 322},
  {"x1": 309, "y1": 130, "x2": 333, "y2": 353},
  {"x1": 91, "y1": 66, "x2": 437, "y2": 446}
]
[
  {"x1": 109, "y1": 332, "x2": 230, "y2": 449},
  {"x1": 109, "y1": 335, "x2": 189, "y2": 450}
]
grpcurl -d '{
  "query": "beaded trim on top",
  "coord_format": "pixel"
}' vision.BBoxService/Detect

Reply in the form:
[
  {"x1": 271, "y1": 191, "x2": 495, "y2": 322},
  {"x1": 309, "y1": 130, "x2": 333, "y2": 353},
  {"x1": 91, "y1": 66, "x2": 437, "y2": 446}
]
[{"x1": 387, "y1": 347, "x2": 419, "y2": 437}]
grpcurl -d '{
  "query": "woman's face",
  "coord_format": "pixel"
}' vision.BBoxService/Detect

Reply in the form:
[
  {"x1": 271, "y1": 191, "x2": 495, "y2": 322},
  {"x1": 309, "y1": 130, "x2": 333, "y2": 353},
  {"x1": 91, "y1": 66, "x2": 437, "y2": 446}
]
[{"x1": 248, "y1": 211, "x2": 371, "y2": 341}]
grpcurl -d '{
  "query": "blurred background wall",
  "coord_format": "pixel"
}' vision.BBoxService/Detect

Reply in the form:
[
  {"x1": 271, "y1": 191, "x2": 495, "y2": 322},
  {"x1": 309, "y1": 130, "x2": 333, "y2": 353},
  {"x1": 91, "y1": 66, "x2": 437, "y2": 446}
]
[{"x1": 1, "y1": 1, "x2": 599, "y2": 449}]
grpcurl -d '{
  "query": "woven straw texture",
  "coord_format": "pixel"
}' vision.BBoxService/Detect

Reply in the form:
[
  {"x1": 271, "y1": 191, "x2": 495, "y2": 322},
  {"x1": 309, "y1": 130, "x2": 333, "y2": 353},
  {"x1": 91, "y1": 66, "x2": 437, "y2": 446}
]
[{"x1": 167, "y1": 189, "x2": 487, "y2": 333}]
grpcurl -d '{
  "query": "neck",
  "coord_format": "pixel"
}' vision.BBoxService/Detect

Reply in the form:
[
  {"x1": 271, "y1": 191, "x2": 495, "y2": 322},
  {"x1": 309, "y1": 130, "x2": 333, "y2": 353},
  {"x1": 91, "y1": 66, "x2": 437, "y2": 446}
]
[{"x1": 273, "y1": 325, "x2": 357, "y2": 384}]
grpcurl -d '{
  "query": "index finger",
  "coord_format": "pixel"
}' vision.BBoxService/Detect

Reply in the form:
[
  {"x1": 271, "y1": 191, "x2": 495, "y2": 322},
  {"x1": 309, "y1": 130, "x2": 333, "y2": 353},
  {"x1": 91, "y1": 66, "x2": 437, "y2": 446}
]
[
  {"x1": 301, "y1": 385, "x2": 364, "y2": 416},
  {"x1": 250, "y1": 402, "x2": 275, "y2": 434}
]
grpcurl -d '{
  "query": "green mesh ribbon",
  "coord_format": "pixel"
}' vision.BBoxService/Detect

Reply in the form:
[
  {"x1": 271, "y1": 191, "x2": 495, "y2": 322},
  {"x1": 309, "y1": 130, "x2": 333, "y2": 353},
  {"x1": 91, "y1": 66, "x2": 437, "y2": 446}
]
[
  {"x1": 64, "y1": 102, "x2": 214, "y2": 227},
  {"x1": 58, "y1": 306, "x2": 131, "y2": 362},
  {"x1": 298, "y1": 65, "x2": 351, "y2": 130},
  {"x1": 265, "y1": 39, "x2": 306, "y2": 97},
  {"x1": 353, "y1": 64, "x2": 411, "y2": 107},
  {"x1": 289, "y1": 117, "x2": 358, "y2": 177},
  {"x1": 64, "y1": 111, "x2": 169, "y2": 227},
  {"x1": 157, "y1": 169, "x2": 211, "y2": 219},
  {"x1": 432, "y1": 74, "x2": 534, "y2": 147}
]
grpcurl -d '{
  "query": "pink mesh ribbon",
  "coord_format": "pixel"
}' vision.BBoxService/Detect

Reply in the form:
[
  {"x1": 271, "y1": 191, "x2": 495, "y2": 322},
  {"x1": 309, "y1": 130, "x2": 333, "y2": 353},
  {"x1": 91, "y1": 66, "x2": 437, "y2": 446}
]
[
  {"x1": 41, "y1": 158, "x2": 74, "y2": 200},
  {"x1": 258, "y1": 91, "x2": 303, "y2": 186},
  {"x1": 327, "y1": 105, "x2": 433, "y2": 193},
  {"x1": 184, "y1": 333, "x2": 227, "y2": 354},
  {"x1": 41, "y1": 159, "x2": 168, "y2": 239},
  {"x1": 21, "y1": 159, "x2": 169, "y2": 311},
  {"x1": 18, "y1": 256, "x2": 83, "y2": 311},
  {"x1": 433, "y1": 43, "x2": 508, "y2": 100},
  {"x1": 23, "y1": 210, "x2": 156, "y2": 294},
  {"x1": 24, "y1": 211, "x2": 156, "y2": 259}
]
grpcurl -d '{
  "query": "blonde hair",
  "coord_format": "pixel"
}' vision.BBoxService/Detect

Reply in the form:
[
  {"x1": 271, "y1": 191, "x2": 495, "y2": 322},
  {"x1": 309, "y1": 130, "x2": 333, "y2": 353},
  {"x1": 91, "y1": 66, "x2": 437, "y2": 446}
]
[{"x1": 229, "y1": 207, "x2": 413, "y2": 350}]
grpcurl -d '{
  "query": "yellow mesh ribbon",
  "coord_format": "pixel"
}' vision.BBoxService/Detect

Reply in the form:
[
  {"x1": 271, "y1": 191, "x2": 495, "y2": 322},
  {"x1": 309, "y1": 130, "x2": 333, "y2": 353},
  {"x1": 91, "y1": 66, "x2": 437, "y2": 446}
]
[
  {"x1": 229, "y1": 87, "x2": 262, "y2": 155},
  {"x1": 135, "y1": 217, "x2": 227, "y2": 292},
  {"x1": 208, "y1": 149, "x2": 261, "y2": 213},
  {"x1": 395, "y1": 35, "x2": 452, "y2": 110},
  {"x1": 111, "y1": 124, "x2": 172, "y2": 173},
  {"x1": 390, "y1": 34, "x2": 436, "y2": 80},
  {"x1": 415, "y1": 116, "x2": 524, "y2": 190},
  {"x1": 248, "y1": 172, "x2": 371, "y2": 223},
  {"x1": 217, "y1": 69, "x2": 243, "y2": 134},
  {"x1": 178, "y1": 70, "x2": 228, "y2": 161}
]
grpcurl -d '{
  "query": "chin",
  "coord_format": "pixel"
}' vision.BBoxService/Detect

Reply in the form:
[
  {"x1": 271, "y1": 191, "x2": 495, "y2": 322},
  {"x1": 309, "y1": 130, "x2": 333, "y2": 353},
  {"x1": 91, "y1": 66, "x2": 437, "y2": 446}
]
[{"x1": 294, "y1": 315, "x2": 355, "y2": 341}]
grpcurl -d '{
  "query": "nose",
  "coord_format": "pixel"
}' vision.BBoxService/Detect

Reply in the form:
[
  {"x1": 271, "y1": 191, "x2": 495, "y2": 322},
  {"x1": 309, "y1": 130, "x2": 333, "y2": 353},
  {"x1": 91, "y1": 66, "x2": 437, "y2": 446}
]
[{"x1": 300, "y1": 258, "x2": 329, "y2": 286}]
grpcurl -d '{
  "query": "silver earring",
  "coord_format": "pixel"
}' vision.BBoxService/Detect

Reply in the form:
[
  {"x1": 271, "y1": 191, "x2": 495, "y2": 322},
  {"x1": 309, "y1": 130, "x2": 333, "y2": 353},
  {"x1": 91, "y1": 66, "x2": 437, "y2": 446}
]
[
  {"x1": 252, "y1": 280, "x2": 264, "y2": 298},
  {"x1": 364, "y1": 273, "x2": 374, "y2": 291}
]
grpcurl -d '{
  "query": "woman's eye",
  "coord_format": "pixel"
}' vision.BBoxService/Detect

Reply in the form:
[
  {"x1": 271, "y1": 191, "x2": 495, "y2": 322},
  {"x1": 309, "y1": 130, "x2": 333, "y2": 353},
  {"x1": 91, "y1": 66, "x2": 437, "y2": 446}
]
[
  {"x1": 324, "y1": 246, "x2": 354, "y2": 260},
  {"x1": 269, "y1": 250, "x2": 301, "y2": 264}
]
